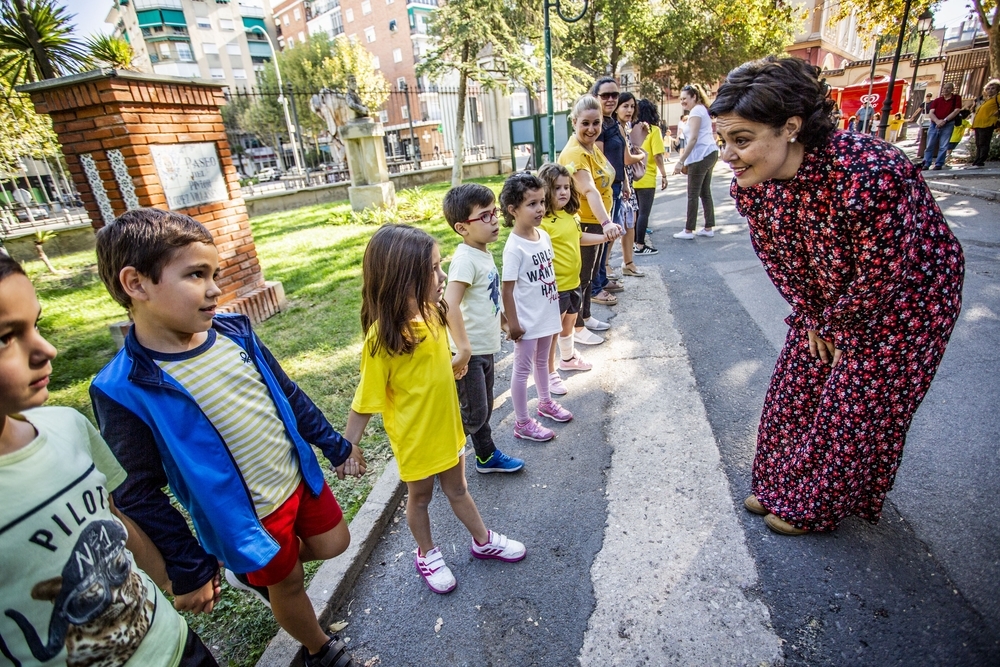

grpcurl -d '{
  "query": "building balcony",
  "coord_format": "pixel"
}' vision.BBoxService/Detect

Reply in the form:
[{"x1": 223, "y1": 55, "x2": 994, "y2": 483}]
[
  {"x1": 133, "y1": 0, "x2": 183, "y2": 9},
  {"x1": 406, "y1": 0, "x2": 438, "y2": 6},
  {"x1": 238, "y1": 3, "x2": 266, "y2": 18},
  {"x1": 311, "y1": 0, "x2": 340, "y2": 16}
]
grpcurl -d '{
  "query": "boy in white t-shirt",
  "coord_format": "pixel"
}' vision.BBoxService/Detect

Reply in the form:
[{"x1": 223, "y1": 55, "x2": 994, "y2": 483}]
[
  {"x1": 0, "y1": 256, "x2": 218, "y2": 667},
  {"x1": 443, "y1": 184, "x2": 525, "y2": 474}
]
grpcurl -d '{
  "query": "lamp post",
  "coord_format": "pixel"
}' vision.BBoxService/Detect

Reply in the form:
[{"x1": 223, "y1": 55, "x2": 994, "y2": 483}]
[
  {"x1": 249, "y1": 25, "x2": 303, "y2": 176},
  {"x1": 544, "y1": 0, "x2": 589, "y2": 162},
  {"x1": 903, "y1": 9, "x2": 934, "y2": 140},
  {"x1": 877, "y1": 0, "x2": 916, "y2": 140}
]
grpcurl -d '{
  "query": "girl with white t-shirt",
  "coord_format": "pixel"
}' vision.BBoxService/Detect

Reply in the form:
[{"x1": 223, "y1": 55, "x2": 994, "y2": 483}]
[
  {"x1": 500, "y1": 172, "x2": 573, "y2": 443},
  {"x1": 672, "y1": 83, "x2": 720, "y2": 239}
]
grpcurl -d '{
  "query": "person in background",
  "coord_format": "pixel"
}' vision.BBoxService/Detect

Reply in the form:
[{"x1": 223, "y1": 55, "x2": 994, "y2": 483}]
[
  {"x1": 672, "y1": 84, "x2": 719, "y2": 239},
  {"x1": 888, "y1": 112, "x2": 904, "y2": 142},
  {"x1": 632, "y1": 99, "x2": 669, "y2": 258},
  {"x1": 945, "y1": 108, "x2": 973, "y2": 164},
  {"x1": 711, "y1": 55, "x2": 964, "y2": 536},
  {"x1": 921, "y1": 82, "x2": 963, "y2": 170},
  {"x1": 970, "y1": 79, "x2": 1000, "y2": 168}
]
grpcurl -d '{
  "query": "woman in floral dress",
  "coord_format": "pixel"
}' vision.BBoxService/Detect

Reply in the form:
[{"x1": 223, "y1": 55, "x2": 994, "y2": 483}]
[{"x1": 710, "y1": 56, "x2": 965, "y2": 535}]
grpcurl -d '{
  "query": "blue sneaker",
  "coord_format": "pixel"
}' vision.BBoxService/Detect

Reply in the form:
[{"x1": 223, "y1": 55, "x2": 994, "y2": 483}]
[{"x1": 476, "y1": 449, "x2": 524, "y2": 474}]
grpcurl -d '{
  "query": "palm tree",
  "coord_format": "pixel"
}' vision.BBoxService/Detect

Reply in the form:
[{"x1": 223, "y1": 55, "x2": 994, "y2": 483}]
[
  {"x1": 87, "y1": 33, "x2": 135, "y2": 70},
  {"x1": 33, "y1": 228, "x2": 57, "y2": 273},
  {"x1": 0, "y1": 0, "x2": 89, "y2": 84}
]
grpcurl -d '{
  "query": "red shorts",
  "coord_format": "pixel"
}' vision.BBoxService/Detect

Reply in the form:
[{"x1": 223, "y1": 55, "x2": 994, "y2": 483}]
[{"x1": 245, "y1": 481, "x2": 343, "y2": 587}]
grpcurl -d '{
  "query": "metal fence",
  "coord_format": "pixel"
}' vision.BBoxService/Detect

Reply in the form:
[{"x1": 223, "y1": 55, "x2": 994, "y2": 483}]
[{"x1": 223, "y1": 83, "x2": 536, "y2": 193}]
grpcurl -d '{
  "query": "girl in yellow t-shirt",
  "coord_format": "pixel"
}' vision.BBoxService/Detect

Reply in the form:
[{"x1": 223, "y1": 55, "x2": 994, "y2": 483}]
[
  {"x1": 538, "y1": 162, "x2": 616, "y2": 395},
  {"x1": 345, "y1": 224, "x2": 526, "y2": 595}
]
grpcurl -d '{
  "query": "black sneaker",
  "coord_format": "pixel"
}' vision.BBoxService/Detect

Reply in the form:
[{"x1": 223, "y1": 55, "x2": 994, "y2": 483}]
[
  {"x1": 224, "y1": 569, "x2": 271, "y2": 608},
  {"x1": 634, "y1": 244, "x2": 659, "y2": 255},
  {"x1": 303, "y1": 634, "x2": 356, "y2": 667}
]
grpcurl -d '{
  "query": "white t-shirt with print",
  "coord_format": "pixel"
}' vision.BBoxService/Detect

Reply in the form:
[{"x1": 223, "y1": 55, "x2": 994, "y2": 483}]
[
  {"x1": 447, "y1": 243, "x2": 501, "y2": 355},
  {"x1": 0, "y1": 406, "x2": 187, "y2": 667},
  {"x1": 501, "y1": 229, "x2": 561, "y2": 340}
]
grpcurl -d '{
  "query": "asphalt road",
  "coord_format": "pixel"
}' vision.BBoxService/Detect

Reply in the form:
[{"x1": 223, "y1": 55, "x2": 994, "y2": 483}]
[{"x1": 334, "y1": 163, "x2": 1000, "y2": 666}]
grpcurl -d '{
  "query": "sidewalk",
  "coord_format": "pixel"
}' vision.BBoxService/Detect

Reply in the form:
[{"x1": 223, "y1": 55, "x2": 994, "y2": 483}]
[{"x1": 894, "y1": 132, "x2": 1000, "y2": 201}]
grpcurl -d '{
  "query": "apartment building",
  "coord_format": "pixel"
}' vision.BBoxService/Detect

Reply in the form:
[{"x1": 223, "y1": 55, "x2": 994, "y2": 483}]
[
  {"x1": 272, "y1": 0, "x2": 309, "y2": 50},
  {"x1": 106, "y1": 0, "x2": 279, "y2": 90},
  {"x1": 788, "y1": 0, "x2": 872, "y2": 71}
]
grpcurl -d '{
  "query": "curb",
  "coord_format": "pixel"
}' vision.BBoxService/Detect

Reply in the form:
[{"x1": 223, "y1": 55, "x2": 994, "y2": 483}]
[
  {"x1": 926, "y1": 180, "x2": 1000, "y2": 202},
  {"x1": 255, "y1": 460, "x2": 406, "y2": 667}
]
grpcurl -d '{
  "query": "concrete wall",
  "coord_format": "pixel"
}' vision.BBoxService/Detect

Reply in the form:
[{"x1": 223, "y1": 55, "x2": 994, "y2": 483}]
[
  {"x1": 5, "y1": 225, "x2": 96, "y2": 263},
  {"x1": 245, "y1": 159, "x2": 504, "y2": 218}
]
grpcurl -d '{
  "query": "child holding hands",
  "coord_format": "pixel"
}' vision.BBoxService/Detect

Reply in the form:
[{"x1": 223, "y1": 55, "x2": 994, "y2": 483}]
[
  {"x1": 500, "y1": 172, "x2": 573, "y2": 443},
  {"x1": 538, "y1": 162, "x2": 618, "y2": 395},
  {"x1": 345, "y1": 224, "x2": 525, "y2": 595}
]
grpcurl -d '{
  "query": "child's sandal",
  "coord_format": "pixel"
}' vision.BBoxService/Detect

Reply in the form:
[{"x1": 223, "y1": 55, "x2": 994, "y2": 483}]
[{"x1": 303, "y1": 634, "x2": 356, "y2": 667}]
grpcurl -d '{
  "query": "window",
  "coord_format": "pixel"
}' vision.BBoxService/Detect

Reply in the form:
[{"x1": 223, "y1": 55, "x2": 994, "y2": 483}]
[
  {"x1": 345, "y1": 8, "x2": 353, "y2": 22},
  {"x1": 293, "y1": 7, "x2": 301, "y2": 20},
  {"x1": 371, "y1": 55, "x2": 380, "y2": 69},
  {"x1": 392, "y1": 48, "x2": 402, "y2": 63},
  {"x1": 378, "y1": 109, "x2": 389, "y2": 123},
  {"x1": 226, "y1": 42, "x2": 241, "y2": 54},
  {"x1": 396, "y1": 76, "x2": 406, "y2": 89},
  {"x1": 210, "y1": 67, "x2": 225, "y2": 78},
  {"x1": 386, "y1": 0, "x2": 393, "y2": 4},
  {"x1": 219, "y1": 18, "x2": 234, "y2": 30},
  {"x1": 298, "y1": 31, "x2": 304, "y2": 42},
  {"x1": 202, "y1": 42, "x2": 219, "y2": 54},
  {"x1": 197, "y1": 17, "x2": 211, "y2": 29},
  {"x1": 284, "y1": 14, "x2": 290, "y2": 25},
  {"x1": 287, "y1": 36, "x2": 294, "y2": 47},
  {"x1": 401, "y1": 104, "x2": 408, "y2": 119},
  {"x1": 364, "y1": 25, "x2": 375, "y2": 42},
  {"x1": 177, "y1": 42, "x2": 194, "y2": 61},
  {"x1": 159, "y1": 43, "x2": 171, "y2": 57},
  {"x1": 361, "y1": 0, "x2": 371, "y2": 14},
  {"x1": 233, "y1": 68, "x2": 247, "y2": 79}
]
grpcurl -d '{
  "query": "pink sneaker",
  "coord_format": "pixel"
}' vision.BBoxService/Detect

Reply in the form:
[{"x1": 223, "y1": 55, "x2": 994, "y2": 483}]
[
  {"x1": 548, "y1": 372, "x2": 568, "y2": 396},
  {"x1": 537, "y1": 399, "x2": 573, "y2": 423},
  {"x1": 514, "y1": 418, "x2": 555, "y2": 442},
  {"x1": 558, "y1": 353, "x2": 593, "y2": 372}
]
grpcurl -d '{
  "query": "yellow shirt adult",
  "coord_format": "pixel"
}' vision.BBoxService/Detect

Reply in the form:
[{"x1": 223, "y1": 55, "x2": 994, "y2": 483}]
[
  {"x1": 972, "y1": 94, "x2": 999, "y2": 129},
  {"x1": 633, "y1": 125, "x2": 664, "y2": 189},
  {"x1": 558, "y1": 135, "x2": 614, "y2": 224},
  {"x1": 351, "y1": 319, "x2": 465, "y2": 482},
  {"x1": 540, "y1": 209, "x2": 583, "y2": 292}
]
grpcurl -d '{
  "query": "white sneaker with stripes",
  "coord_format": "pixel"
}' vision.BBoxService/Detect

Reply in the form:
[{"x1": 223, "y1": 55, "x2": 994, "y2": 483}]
[
  {"x1": 415, "y1": 546, "x2": 456, "y2": 594},
  {"x1": 470, "y1": 530, "x2": 527, "y2": 562}
]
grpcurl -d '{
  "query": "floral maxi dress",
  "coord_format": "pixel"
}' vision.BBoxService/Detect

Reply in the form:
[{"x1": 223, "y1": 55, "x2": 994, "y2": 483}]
[{"x1": 733, "y1": 131, "x2": 964, "y2": 532}]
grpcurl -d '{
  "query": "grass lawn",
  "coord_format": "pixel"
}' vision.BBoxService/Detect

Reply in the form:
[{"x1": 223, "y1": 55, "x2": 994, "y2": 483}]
[{"x1": 25, "y1": 175, "x2": 507, "y2": 666}]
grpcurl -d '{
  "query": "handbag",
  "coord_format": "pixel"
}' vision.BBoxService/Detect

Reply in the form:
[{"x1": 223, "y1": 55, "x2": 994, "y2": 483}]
[{"x1": 627, "y1": 123, "x2": 648, "y2": 181}]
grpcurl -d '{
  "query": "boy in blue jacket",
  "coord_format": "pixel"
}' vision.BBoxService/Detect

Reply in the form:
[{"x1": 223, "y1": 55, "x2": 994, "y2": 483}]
[{"x1": 90, "y1": 208, "x2": 365, "y2": 667}]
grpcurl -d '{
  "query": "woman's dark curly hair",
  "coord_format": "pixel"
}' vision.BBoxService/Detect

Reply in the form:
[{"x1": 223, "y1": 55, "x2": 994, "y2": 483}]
[
  {"x1": 709, "y1": 56, "x2": 837, "y2": 150},
  {"x1": 636, "y1": 99, "x2": 659, "y2": 126}
]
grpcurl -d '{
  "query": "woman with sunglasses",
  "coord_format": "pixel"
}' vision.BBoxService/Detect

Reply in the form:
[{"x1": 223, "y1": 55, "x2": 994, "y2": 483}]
[
  {"x1": 672, "y1": 83, "x2": 719, "y2": 239},
  {"x1": 557, "y1": 95, "x2": 622, "y2": 346},
  {"x1": 589, "y1": 77, "x2": 628, "y2": 308}
]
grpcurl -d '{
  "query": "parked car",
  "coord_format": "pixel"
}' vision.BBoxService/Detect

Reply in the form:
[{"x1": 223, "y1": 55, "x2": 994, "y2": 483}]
[
  {"x1": 256, "y1": 167, "x2": 281, "y2": 182},
  {"x1": 15, "y1": 206, "x2": 49, "y2": 221}
]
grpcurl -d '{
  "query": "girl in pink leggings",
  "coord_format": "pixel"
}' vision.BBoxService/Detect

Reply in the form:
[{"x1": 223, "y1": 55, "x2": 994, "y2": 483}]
[{"x1": 499, "y1": 172, "x2": 574, "y2": 442}]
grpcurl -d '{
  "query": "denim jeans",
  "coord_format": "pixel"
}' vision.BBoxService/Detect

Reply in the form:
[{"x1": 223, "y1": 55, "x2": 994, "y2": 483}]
[
  {"x1": 592, "y1": 181, "x2": 623, "y2": 296},
  {"x1": 455, "y1": 354, "x2": 496, "y2": 461},
  {"x1": 923, "y1": 121, "x2": 955, "y2": 168}
]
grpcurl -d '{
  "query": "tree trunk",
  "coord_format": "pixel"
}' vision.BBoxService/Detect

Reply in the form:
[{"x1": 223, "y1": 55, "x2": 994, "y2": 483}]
[
  {"x1": 13, "y1": 0, "x2": 55, "y2": 80},
  {"x1": 452, "y1": 42, "x2": 471, "y2": 188},
  {"x1": 990, "y1": 21, "x2": 1000, "y2": 79},
  {"x1": 34, "y1": 242, "x2": 57, "y2": 274}
]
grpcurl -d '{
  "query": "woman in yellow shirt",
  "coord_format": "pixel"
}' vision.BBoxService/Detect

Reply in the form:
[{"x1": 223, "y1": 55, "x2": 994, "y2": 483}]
[
  {"x1": 971, "y1": 79, "x2": 1000, "y2": 167},
  {"x1": 557, "y1": 95, "x2": 622, "y2": 346}
]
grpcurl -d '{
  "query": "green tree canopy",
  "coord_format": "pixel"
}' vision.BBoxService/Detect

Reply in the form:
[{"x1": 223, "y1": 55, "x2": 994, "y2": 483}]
[{"x1": 629, "y1": 0, "x2": 801, "y2": 90}]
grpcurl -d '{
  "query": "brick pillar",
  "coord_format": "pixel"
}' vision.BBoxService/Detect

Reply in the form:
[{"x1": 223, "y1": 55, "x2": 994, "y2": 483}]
[{"x1": 19, "y1": 69, "x2": 285, "y2": 323}]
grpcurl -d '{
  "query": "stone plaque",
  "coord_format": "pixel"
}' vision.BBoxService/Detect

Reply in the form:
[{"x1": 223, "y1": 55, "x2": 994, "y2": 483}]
[{"x1": 150, "y1": 143, "x2": 228, "y2": 210}]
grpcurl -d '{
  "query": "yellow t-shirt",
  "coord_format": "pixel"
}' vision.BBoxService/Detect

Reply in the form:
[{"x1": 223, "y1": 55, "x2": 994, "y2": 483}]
[
  {"x1": 972, "y1": 95, "x2": 999, "y2": 129},
  {"x1": 351, "y1": 319, "x2": 466, "y2": 482},
  {"x1": 540, "y1": 209, "x2": 583, "y2": 292},
  {"x1": 558, "y1": 135, "x2": 615, "y2": 224},
  {"x1": 633, "y1": 126, "x2": 664, "y2": 189}
]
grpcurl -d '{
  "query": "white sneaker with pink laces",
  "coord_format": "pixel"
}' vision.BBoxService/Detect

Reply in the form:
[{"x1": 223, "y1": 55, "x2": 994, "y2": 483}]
[
  {"x1": 471, "y1": 530, "x2": 527, "y2": 562},
  {"x1": 415, "y1": 546, "x2": 456, "y2": 594},
  {"x1": 558, "y1": 353, "x2": 593, "y2": 372}
]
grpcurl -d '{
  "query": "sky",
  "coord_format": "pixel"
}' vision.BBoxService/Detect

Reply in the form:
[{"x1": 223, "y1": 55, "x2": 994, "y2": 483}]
[{"x1": 60, "y1": 0, "x2": 980, "y2": 41}]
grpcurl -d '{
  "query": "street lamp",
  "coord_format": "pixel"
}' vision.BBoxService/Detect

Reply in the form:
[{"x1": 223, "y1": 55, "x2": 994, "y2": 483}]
[
  {"x1": 877, "y1": 0, "x2": 916, "y2": 140},
  {"x1": 908, "y1": 10, "x2": 934, "y2": 113},
  {"x1": 249, "y1": 25, "x2": 304, "y2": 176},
  {"x1": 544, "y1": 0, "x2": 589, "y2": 162}
]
